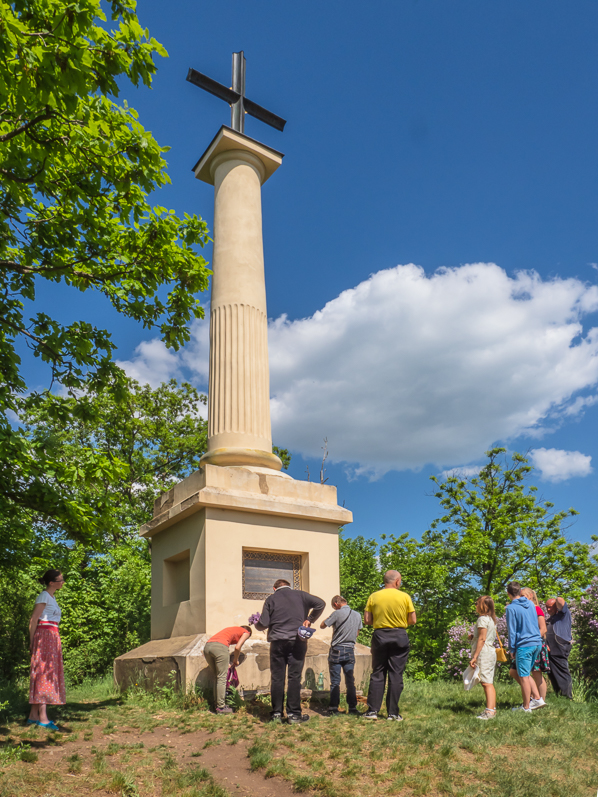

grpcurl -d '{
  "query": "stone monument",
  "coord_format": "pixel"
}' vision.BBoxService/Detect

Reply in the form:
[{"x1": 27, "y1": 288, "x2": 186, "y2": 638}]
[{"x1": 114, "y1": 52, "x2": 370, "y2": 696}]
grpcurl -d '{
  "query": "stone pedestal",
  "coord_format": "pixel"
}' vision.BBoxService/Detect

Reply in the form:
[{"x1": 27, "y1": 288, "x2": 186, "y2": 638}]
[
  {"x1": 114, "y1": 634, "x2": 372, "y2": 698},
  {"x1": 113, "y1": 464, "x2": 370, "y2": 694},
  {"x1": 138, "y1": 463, "x2": 351, "y2": 640}
]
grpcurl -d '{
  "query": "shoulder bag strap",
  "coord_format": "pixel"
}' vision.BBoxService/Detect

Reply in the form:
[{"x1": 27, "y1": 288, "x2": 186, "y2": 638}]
[{"x1": 331, "y1": 607, "x2": 353, "y2": 636}]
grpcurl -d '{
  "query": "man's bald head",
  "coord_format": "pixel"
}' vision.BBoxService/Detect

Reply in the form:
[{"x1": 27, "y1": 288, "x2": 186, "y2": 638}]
[
  {"x1": 546, "y1": 598, "x2": 557, "y2": 615},
  {"x1": 383, "y1": 570, "x2": 402, "y2": 587}
]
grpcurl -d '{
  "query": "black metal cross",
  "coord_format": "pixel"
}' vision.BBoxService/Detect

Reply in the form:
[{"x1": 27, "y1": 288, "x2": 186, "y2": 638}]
[{"x1": 187, "y1": 51, "x2": 286, "y2": 135}]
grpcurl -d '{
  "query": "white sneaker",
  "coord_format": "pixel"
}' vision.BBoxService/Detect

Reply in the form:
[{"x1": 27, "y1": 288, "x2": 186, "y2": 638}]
[
  {"x1": 529, "y1": 698, "x2": 546, "y2": 710},
  {"x1": 511, "y1": 705, "x2": 533, "y2": 713}
]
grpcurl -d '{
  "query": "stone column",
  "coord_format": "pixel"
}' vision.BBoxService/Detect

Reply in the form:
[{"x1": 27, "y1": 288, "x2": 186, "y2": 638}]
[{"x1": 193, "y1": 127, "x2": 284, "y2": 471}]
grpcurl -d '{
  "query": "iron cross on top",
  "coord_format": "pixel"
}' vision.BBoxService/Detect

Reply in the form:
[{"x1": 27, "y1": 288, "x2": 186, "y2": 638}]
[{"x1": 187, "y1": 51, "x2": 286, "y2": 135}]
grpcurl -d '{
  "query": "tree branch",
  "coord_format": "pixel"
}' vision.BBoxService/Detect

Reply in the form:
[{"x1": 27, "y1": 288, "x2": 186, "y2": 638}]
[
  {"x1": 0, "y1": 111, "x2": 52, "y2": 143},
  {"x1": 0, "y1": 160, "x2": 48, "y2": 184}
]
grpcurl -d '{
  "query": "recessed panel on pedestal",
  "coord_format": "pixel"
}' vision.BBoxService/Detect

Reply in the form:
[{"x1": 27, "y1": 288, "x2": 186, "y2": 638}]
[{"x1": 242, "y1": 549, "x2": 302, "y2": 599}]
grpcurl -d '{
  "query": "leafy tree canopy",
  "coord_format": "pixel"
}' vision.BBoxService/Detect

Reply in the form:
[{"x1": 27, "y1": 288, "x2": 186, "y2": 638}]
[
  {"x1": 1, "y1": 0, "x2": 211, "y2": 539},
  {"x1": 364, "y1": 449, "x2": 597, "y2": 669},
  {"x1": 424, "y1": 447, "x2": 595, "y2": 600},
  {"x1": 2, "y1": 378, "x2": 208, "y2": 561}
]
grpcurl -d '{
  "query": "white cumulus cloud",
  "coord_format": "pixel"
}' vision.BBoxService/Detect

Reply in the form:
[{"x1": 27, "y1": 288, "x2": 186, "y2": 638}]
[
  {"x1": 439, "y1": 465, "x2": 482, "y2": 481},
  {"x1": 116, "y1": 339, "x2": 183, "y2": 388},
  {"x1": 268, "y1": 263, "x2": 598, "y2": 476},
  {"x1": 529, "y1": 448, "x2": 593, "y2": 482},
  {"x1": 116, "y1": 262, "x2": 598, "y2": 478}
]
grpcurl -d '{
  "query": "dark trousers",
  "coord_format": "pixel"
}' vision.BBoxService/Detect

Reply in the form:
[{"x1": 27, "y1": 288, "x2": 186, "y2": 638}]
[
  {"x1": 328, "y1": 645, "x2": 357, "y2": 710},
  {"x1": 367, "y1": 627, "x2": 410, "y2": 716},
  {"x1": 547, "y1": 635, "x2": 573, "y2": 699},
  {"x1": 270, "y1": 638, "x2": 307, "y2": 716}
]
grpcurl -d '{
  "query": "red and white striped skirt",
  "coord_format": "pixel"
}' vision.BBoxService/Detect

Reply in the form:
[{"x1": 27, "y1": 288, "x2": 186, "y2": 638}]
[{"x1": 29, "y1": 622, "x2": 66, "y2": 705}]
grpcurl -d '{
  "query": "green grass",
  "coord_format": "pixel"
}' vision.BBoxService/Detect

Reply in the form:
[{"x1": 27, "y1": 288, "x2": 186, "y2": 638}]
[{"x1": 1, "y1": 677, "x2": 597, "y2": 796}]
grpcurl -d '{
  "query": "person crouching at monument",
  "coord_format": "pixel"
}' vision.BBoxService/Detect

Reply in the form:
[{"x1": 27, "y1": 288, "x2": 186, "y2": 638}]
[
  {"x1": 255, "y1": 578, "x2": 325, "y2": 724},
  {"x1": 203, "y1": 625, "x2": 252, "y2": 714},
  {"x1": 363, "y1": 570, "x2": 416, "y2": 721},
  {"x1": 320, "y1": 595, "x2": 362, "y2": 716}
]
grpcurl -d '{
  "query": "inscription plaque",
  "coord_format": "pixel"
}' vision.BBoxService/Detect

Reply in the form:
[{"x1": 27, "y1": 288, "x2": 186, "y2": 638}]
[{"x1": 242, "y1": 550, "x2": 301, "y2": 600}]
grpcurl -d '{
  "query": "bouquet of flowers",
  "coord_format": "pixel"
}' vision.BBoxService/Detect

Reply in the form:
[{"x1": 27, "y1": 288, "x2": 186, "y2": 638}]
[{"x1": 248, "y1": 612, "x2": 261, "y2": 626}]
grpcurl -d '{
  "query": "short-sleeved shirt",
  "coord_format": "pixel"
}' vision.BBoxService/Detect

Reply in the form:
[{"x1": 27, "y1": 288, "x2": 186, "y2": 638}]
[
  {"x1": 546, "y1": 602, "x2": 572, "y2": 642},
  {"x1": 35, "y1": 591, "x2": 61, "y2": 624},
  {"x1": 470, "y1": 615, "x2": 497, "y2": 654},
  {"x1": 535, "y1": 605, "x2": 545, "y2": 618},
  {"x1": 365, "y1": 588, "x2": 415, "y2": 629},
  {"x1": 323, "y1": 605, "x2": 362, "y2": 647},
  {"x1": 207, "y1": 626, "x2": 247, "y2": 647}
]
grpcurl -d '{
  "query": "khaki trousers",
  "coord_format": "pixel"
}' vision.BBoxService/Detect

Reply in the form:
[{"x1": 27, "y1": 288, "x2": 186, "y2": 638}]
[{"x1": 203, "y1": 641, "x2": 230, "y2": 709}]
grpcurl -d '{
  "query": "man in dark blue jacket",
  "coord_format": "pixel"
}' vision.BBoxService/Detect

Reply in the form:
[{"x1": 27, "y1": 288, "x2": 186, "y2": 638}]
[
  {"x1": 505, "y1": 582, "x2": 543, "y2": 713},
  {"x1": 256, "y1": 579, "x2": 325, "y2": 724},
  {"x1": 546, "y1": 597, "x2": 573, "y2": 699}
]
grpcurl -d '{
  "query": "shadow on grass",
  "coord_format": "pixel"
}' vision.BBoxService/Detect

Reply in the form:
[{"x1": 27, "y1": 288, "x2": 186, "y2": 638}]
[
  {"x1": 57, "y1": 697, "x2": 122, "y2": 717},
  {"x1": 435, "y1": 700, "x2": 477, "y2": 714}
]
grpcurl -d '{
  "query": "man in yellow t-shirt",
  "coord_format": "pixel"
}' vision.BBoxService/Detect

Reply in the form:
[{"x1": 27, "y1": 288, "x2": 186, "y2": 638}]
[{"x1": 363, "y1": 570, "x2": 416, "y2": 721}]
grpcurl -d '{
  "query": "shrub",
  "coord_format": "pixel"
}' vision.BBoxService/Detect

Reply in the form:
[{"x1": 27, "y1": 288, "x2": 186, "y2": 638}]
[
  {"x1": 59, "y1": 542, "x2": 151, "y2": 683},
  {"x1": 441, "y1": 616, "x2": 511, "y2": 682},
  {"x1": 0, "y1": 541, "x2": 151, "y2": 684},
  {"x1": 572, "y1": 577, "x2": 598, "y2": 681}
]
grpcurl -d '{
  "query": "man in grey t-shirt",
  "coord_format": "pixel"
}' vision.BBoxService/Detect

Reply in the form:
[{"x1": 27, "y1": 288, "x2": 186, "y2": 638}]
[{"x1": 320, "y1": 595, "x2": 363, "y2": 715}]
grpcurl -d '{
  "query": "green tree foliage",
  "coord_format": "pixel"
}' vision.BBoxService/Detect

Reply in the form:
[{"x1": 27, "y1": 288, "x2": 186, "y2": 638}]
[
  {"x1": 379, "y1": 448, "x2": 597, "y2": 671},
  {"x1": 10, "y1": 378, "x2": 208, "y2": 553},
  {"x1": 379, "y1": 533, "x2": 460, "y2": 671},
  {"x1": 425, "y1": 448, "x2": 596, "y2": 601},
  {"x1": 272, "y1": 446, "x2": 291, "y2": 471},
  {"x1": 572, "y1": 578, "x2": 598, "y2": 682},
  {"x1": 0, "y1": 542, "x2": 151, "y2": 682},
  {"x1": 58, "y1": 543, "x2": 151, "y2": 683},
  {"x1": 339, "y1": 533, "x2": 382, "y2": 644},
  {"x1": 0, "y1": 0, "x2": 210, "y2": 544},
  {"x1": 0, "y1": 378, "x2": 207, "y2": 681},
  {"x1": 0, "y1": 560, "x2": 40, "y2": 681}
]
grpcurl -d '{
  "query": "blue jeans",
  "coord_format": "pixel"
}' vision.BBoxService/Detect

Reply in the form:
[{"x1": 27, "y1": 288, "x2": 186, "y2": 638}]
[{"x1": 328, "y1": 645, "x2": 357, "y2": 710}]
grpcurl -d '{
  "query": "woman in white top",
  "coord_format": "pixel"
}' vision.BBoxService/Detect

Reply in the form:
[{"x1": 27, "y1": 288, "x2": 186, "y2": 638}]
[
  {"x1": 28, "y1": 569, "x2": 66, "y2": 730},
  {"x1": 469, "y1": 596, "x2": 498, "y2": 720}
]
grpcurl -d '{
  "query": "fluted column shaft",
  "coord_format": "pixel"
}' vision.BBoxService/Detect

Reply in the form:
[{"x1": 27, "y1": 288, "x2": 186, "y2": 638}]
[{"x1": 200, "y1": 148, "x2": 281, "y2": 470}]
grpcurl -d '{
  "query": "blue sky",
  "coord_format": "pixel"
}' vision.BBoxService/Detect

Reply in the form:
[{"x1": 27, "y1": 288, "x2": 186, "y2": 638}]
[{"x1": 27, "y1": 1, "x2": 598, "y2": 545}]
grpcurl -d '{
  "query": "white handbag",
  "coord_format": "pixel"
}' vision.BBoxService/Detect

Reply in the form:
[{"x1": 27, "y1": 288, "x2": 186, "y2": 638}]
[{"x1": 463, "y1": 664, "x2": 480, "y2": 691}]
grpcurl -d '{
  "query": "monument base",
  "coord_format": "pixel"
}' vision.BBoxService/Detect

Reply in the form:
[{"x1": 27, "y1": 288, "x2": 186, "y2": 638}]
[
  {"x1": 114, "y1": 636, "x2": 372, "y2": 698},
  {"x1": 136, "y1": 463, "x2": 352, "y2": 641}
]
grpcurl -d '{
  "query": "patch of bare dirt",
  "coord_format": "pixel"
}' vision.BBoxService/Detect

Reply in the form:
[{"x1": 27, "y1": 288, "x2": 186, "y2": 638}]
[{"x1": 13, "y1": 721, "x2": 297, "y2": 797}]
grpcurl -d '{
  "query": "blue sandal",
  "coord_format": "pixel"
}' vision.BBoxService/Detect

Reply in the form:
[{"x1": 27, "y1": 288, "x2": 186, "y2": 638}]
[{"x1": 38, "y1": 721, "x2": 60, "y2": 731}]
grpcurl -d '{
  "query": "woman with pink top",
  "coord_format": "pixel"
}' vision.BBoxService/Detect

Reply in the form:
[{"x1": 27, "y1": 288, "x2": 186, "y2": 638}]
[{"x1": 521, "y1": 587, "x2": 549, "y2": 702}]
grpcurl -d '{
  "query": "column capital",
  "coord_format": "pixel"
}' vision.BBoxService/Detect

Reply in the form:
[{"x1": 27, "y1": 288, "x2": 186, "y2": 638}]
[{"x1": 193, "y1": 126, "x2": 284, "y2": 185}]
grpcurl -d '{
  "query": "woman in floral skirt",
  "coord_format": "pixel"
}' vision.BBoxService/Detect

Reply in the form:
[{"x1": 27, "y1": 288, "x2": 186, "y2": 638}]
[
  {"x1": 28, "y1": 569, "x2": 66, "y2": 730},
  {"x1": 521, "y1": 587, "x2": 549, "y2": 703}
]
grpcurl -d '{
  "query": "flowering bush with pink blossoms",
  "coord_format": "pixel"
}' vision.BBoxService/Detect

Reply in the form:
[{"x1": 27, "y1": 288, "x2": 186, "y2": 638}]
[
  {"x1": 572, "y1": 577, "x2": 598, "y2": 681},
  {"x1": 441, "y1": 615, "x2": 511, "y2": 682}
]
